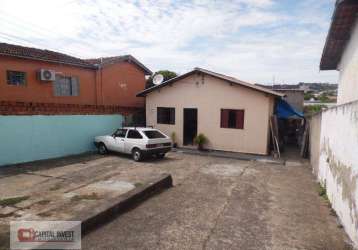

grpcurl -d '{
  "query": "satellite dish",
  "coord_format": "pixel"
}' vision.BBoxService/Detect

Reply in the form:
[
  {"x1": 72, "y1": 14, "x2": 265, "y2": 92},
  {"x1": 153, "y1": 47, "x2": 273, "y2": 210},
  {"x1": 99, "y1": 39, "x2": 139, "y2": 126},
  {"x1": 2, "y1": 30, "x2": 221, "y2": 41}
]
[{"x1": 153, "y1": 74, "x2": 164, "y2": 85}]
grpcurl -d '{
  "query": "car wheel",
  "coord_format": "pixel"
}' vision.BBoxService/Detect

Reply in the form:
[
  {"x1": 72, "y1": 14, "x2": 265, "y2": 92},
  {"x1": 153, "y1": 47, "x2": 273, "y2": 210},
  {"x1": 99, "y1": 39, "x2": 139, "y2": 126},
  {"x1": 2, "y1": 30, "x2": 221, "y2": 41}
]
[
  {"x1": 132, "y1": 148, "x2": 142, "y2": 162},
  {"x1": 156, "y1": 153, "x2": 165, "y2": 159},
  {"x1": 98, "y1": 143, "x2": 108, "y2": 155}
]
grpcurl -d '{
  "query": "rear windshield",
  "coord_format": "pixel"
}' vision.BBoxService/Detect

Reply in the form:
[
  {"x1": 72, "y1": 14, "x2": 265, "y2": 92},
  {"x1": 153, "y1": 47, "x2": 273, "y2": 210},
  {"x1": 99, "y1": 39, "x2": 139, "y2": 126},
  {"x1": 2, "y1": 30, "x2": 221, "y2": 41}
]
[{"x1": 143, "y1": 130, "x2": 166, "y2": 139}]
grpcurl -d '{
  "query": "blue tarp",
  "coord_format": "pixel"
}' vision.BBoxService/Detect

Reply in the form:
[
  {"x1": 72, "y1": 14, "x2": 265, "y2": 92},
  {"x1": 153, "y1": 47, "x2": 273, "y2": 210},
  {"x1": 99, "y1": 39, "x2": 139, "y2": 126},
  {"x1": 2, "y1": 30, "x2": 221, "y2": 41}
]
[{"x1": 275, "y1": 99, "x2": 304, "y2": 119}]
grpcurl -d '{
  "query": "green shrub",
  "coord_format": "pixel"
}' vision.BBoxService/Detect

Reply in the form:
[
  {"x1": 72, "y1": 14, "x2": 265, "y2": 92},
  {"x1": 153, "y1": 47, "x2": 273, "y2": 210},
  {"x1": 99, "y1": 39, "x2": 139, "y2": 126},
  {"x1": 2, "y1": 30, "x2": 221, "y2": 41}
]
[
  {"x1": 194, "y1": 133, "x2": 208, "y2": 150},
  {"x1": 171, "y1": 132, "x2": 178, "y2": 147},
  {"x1": 304, "y1": 105, "x2": 327, "y2": 115},
  {"x1": 171, "y1": 132, "x2": 177, "y2": 143},
  {"x1": 318, "y1": 183, "x2": 328, "y2": 201}
]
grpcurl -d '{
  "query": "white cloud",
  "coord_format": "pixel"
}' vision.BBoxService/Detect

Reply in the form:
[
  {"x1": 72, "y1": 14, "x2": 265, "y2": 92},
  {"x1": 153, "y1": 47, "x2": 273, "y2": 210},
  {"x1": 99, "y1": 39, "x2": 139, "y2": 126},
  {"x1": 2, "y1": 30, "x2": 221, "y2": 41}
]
[{"x1": 0, "y1": 0, "x2": 338, "y2": 83}]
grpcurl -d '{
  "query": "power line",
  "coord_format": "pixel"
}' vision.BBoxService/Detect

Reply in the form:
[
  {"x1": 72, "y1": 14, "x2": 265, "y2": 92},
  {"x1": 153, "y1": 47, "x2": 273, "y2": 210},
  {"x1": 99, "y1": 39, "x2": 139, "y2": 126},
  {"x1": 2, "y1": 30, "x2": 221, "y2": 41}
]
[
  {"x1": 0, "y1": 32, "x2": 41, "y2": 47},
  {"x1": 0, "y1": 31, "x2": 85, "y2": 58},
  {"x1": 0, "y1": 18, "x2": 92, "y2": 53},
  {"x1": 0, "y1": 35, "x2": 30, "y2": 46},
  {"x1": 0, "y1": 9, "x2": 96, "y2": 57},
  {"x1": 0, "y1": 15, "x2": 60, "y2": 42},
  {"x1": 0, "y1": 10, "x2": 60, "y2": 37},
  {"x1": 0, "y1": 2, "x2": 128, "y2": 59}
]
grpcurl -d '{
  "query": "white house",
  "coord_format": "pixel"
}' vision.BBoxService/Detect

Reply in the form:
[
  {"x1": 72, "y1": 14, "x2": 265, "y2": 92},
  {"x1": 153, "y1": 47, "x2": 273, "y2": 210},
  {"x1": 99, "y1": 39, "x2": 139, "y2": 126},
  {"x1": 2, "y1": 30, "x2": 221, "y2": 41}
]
[
  {"x1": 137, "y1": 68, "x2": 283, "y2": 155},
  {"x1": 320, "y1": 0, "x2": 358, "y2": 105},
  {"x1": 312, "y1": 0, "x2": 358, "y2": 246}
]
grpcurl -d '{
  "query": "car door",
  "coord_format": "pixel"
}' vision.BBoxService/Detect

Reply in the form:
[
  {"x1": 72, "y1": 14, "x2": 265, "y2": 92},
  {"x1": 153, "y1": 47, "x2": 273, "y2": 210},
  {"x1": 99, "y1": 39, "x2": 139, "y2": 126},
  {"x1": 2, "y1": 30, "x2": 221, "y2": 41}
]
[
  {"x1": 124, "y1": 129, "x2": 143, "y2": 154},
  {"x1": 112, "y1": 129, "x2": 127, "y2": 153}
]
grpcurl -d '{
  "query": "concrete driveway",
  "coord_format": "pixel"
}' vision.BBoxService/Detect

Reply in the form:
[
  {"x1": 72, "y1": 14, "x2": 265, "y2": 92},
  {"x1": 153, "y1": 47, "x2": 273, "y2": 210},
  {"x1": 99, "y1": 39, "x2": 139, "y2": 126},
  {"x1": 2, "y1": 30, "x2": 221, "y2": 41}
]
[
  {"x1": 0, "y1": 153, "x2": 173, "y2": 249},
  {"x1": 83, "y1": 152, "x2": 352, "y2": 250}
]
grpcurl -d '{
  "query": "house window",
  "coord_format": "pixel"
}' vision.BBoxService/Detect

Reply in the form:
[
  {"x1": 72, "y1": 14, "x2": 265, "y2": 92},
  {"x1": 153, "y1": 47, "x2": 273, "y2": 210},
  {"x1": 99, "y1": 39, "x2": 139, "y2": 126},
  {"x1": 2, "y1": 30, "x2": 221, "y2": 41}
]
[
  {"x1": 127, "y1": 130, "x2": 143, "y2": 139},
  {"x1": 157, "y1": 107, "x2": 175, "y2": 124},
  {"x1": 53, "y1": 75, "x2": 79, "y2": 96},
  {"x1": 7, "y1": 71, "x2": 26, "y2": 86},
  {"x1": 220, "y1": 109, "x2": 245, "y2": 129}
]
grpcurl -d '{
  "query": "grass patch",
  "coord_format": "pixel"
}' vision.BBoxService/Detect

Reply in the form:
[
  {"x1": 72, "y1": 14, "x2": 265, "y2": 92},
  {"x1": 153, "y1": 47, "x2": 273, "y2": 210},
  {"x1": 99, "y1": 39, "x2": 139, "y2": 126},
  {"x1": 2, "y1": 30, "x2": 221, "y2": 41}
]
[
  {"x1": 330, "y1": 207, "x2": 337, "y2": 217},
  {"x1": 71, "y1": 193, "x2": 100, "y2": 202},
  {"x1": 38, "y1": 211, "x2": 52, "y2": 217},
  {"x1": 134, "y1": 182, "x2": 143, "y2": 188},
  {"x1": 37, "y1": 199, "x2": 51, "y2": 206},
  {"x1": 0, "y1": 213, "x2": 14, "y2": 218},
  {"x1": 0, "y1": 196, "x2": 29, "y2": 207},
  {"x1": 318, "y1": 183, "x2": 329, "y2": 201},
  {"x1": 317, "y1": 183, "x2": 341, "y2": 222},
  {"x1": 49, "y1": 184, "x2": 62, "y2": 191}
]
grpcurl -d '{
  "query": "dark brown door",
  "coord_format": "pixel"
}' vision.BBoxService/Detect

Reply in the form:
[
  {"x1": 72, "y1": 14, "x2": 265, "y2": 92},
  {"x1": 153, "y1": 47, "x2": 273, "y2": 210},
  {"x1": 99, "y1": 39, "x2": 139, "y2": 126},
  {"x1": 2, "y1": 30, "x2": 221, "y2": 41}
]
[{"x1": 183, "y1": 108, "x2": 197, "y2": 145}]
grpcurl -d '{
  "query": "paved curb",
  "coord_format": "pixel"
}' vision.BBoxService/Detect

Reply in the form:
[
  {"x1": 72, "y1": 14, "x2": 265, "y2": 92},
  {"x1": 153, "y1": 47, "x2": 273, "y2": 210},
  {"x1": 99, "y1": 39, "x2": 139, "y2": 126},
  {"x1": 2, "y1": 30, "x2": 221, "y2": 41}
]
[
  {"x1": 256, "y1": 158, "x2": 286, "y2": 166},
  {"x1": 75, "y1": 173, "x2": 173, "y2": 235},
  {"x1": 174, "y1": 149, "x2": 285, "y2": 165}
]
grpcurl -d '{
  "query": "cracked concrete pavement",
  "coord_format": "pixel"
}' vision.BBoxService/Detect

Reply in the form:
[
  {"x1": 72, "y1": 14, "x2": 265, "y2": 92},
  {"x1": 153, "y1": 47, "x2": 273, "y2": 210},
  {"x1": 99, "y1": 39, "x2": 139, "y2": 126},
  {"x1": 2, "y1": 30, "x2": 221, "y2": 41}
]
[
  {"x1": 0, "y1": 153, "x2": 171, "y2": 249},
  {"x1": 82, "y1": 152, "x2": 352, "y2": 250}
]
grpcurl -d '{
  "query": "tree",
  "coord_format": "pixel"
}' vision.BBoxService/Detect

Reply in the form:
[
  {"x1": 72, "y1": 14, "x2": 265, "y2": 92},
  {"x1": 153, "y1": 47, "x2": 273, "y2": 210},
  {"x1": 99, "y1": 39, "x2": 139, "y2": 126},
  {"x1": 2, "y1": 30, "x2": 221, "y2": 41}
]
[
  {"x1": 304, "y1": 104, "x2": 327, "y2": 115},
  {"x1": 146, "y1": 70, "x2": 178, "y2": 89},
  {"x1": 318, "y1": 93, "x2": 330, "y2": 103},
  {"x1": 304, "y1": 92, "x2": 315, "y2": 101}
]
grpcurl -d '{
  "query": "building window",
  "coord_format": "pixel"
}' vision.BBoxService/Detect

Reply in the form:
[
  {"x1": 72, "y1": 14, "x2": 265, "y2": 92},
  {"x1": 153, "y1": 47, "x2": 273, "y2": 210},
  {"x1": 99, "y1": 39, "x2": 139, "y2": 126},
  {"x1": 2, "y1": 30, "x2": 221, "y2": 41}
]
[
  {"x1": 127, "y1": 130, "x2": 143, "y2": 139},
  {"x1": 7, "y1": 71, "x2": 26, "y2": 86},
  {"x1": 157, "y1": 107, "x2": 175, "y2": 124},
  {"x1": 220, "y1": 109, "x2": 245, "y2": 129},
  {"x1": 53, "y1": 75, "x2": 79, "y2": 96}
]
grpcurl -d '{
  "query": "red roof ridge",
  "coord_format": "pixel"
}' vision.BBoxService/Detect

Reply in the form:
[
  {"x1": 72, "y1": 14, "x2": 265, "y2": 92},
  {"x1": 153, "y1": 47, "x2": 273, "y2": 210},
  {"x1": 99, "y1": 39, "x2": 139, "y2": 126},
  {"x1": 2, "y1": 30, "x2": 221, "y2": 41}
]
[
  {"x1": 83, "y1": 55, "x2": 152, "y2": 74},
  {"x1": 0, "y1": 42, "x2": 95, "y2": 69},
  {"x1": 0, "y1": 42, "x2": 152, "y2": 74}
]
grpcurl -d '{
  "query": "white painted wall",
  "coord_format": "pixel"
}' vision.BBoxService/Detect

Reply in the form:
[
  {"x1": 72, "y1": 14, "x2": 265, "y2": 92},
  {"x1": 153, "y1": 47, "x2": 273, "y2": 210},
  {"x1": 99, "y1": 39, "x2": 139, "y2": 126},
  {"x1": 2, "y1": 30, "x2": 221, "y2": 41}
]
[
  {"x1": 310, "y1": 101, "x2": 358, "y2": 246},
  {"x1": 145, "y1": 74, "x2": 275, "y2": 155},
  {"x1": 337, "y1": 20, "x2": 358, "y2": 105}
]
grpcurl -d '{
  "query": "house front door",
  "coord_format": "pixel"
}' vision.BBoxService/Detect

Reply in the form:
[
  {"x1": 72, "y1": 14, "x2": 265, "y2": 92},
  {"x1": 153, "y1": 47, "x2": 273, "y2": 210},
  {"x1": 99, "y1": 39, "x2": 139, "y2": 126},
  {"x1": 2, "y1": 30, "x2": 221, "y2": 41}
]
[{"x1": 183, "y1": 108, "x2": 198, "y2": 145}]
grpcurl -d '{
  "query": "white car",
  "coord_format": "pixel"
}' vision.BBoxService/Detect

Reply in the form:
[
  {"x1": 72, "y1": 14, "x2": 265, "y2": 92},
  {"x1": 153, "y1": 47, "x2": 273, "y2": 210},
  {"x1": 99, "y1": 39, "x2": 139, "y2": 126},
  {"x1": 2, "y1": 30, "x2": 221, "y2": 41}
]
[{"x1": 94, "y1": 127, "x2": 172, "y2": 161}]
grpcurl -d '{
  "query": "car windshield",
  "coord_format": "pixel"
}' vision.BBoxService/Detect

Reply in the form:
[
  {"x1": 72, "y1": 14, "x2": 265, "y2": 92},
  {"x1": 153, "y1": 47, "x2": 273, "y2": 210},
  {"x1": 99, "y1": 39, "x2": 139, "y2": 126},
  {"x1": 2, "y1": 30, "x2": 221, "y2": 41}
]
[
  {"x1": 113, "y1": 129, "x2": 127, "y2": 138},
  {"x1": 143, "y1": 130, "x2": 166, "y2": 139}
]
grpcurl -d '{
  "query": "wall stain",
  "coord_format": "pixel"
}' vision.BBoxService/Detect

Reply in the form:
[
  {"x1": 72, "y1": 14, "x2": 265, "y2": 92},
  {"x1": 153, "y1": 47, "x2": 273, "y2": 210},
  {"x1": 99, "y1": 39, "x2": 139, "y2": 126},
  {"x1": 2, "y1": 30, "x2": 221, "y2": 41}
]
[
  {"x1": 309, "y1": 114, "x2": 321, "y2": 176},
  {"x1": 322, "y1": 137, "x2": 358, "y2": 227}
]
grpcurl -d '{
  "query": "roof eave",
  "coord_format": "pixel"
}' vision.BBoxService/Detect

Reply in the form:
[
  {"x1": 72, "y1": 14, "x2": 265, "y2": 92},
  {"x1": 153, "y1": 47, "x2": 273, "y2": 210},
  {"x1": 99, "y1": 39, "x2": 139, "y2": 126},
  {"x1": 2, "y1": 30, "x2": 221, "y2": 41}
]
[
  {"x1": 136, "y1": 71, "x2": 193, "y2": 97},
  {"x1": 96, "y1": 55, "x2": 152, "y2": 75},
  {"x1": 0, "y1": 52, "x2": 97, "y2": 69},
  {"x1": 136, "y1": 69, "x2": 285, "y2": 98},
  {"x1": 320, "y1": 0, "x2": 358, "y2": 70},
  {"x1": 127, "y1": 55, "x2": 152, "y2": 75}
]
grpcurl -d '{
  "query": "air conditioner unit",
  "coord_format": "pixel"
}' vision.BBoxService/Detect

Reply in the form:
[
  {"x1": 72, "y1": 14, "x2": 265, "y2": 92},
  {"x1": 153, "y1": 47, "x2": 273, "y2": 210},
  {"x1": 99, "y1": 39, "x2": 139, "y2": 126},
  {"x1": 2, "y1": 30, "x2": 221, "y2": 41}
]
[{"x1": 39, "y1": 69, "x2": 56, "y2": 81}]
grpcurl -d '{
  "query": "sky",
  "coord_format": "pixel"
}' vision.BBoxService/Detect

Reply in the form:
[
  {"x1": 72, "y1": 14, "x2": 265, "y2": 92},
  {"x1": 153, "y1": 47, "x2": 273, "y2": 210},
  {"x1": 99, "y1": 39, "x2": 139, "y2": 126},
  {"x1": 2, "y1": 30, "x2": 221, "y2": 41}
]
[{"x1": 0, "y1": 0, "x2": 338, "y2": 84}]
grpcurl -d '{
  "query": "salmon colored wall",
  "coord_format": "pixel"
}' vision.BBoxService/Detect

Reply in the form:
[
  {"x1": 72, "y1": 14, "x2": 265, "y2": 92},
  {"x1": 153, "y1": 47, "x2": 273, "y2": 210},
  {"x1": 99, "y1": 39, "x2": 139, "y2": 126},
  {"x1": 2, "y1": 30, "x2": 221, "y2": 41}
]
[
  {"x1": 0, "y1": 56, "x2": 147, "y2": 107},
  {"x1": 99, "y1": 62, "x2": 146, "y2": 107},
  {"x1": 0, "y1": 56, "x2": 96, "y2": 104}
]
